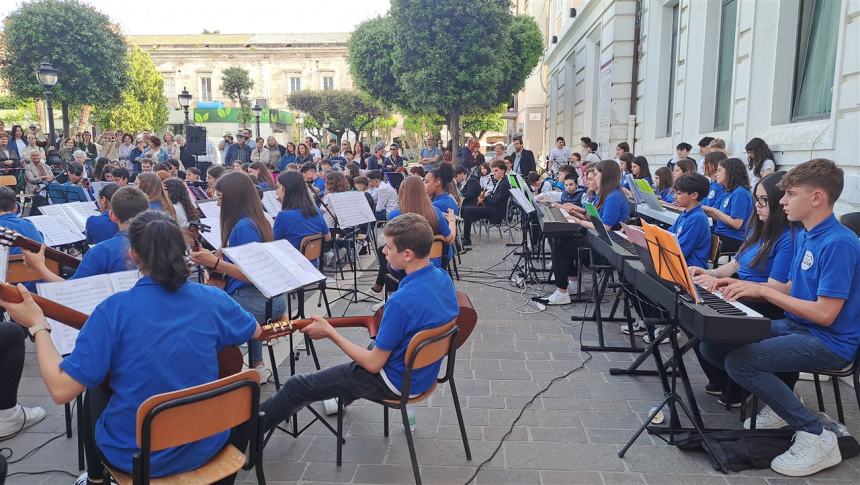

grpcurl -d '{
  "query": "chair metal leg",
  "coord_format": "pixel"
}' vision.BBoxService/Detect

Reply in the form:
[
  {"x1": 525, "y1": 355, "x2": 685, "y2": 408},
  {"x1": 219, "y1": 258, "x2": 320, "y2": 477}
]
[
  {"x1": 854, "y1": 372, "x2": 860, "y2": 414},
  {"x1": 320, "y1": 281, "x2": 332, "y2": 316},
  {"x1": 76, "y1": 394, "x2": 84, "y2": 471},
  {"x1": 448, "y1": 380, "x2": 472, "y2": 460},
  {"x1": 832, "y1": 377, "x2": 845, "y2": 424},
  {"x1": 336, "y1": 399, "x2": 344, "y2": 466},
  {"x1": 400, "y1": 407, "x2": 422, "y2": 485},
  {"x1": 813, "y1": 374, "x2": 825, "y2": 411},
  {"x1": 64, "y1": 402, "x2": 73, "y2": 438},
  {"x1": 383, "y1": 406, "x2": 389, "y2": 437},
  {"x1": 307, "y1": 337, "x2": 321, "y2": 370},
  {"x1": 268, "y1": 344, "x2": 281, "y2": 390}
]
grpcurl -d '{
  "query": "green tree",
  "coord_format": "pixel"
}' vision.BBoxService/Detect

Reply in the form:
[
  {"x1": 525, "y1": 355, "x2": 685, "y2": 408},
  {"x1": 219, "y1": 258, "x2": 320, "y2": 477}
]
[
  {"x1": 0, "y1": 95, "x2": 38, "y2": 126},
  {"x1": 92, "y1": 47, "x2": 168, "y2": 132},
  {"x1": 288, "y1": 90, "x2": 387, "y2": 143},
  {"x1": 463, "y1": 109, "x2": 506, "y2": 141},
  {"x1": 0, "y1": 0, "x2": 129, "y2": 135},
  {"x1": 348, "y1": 2, "x2": 543, "y2": 152},
  {"x1": 220, "y1": 67, "x2": 254, "y2": 127}
]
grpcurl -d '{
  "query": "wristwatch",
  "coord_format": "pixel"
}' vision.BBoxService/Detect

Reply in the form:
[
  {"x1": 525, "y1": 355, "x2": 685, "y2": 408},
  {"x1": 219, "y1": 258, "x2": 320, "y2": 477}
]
[{"x1": 28, "y1": 321, "x2": 51, "y2": 341}]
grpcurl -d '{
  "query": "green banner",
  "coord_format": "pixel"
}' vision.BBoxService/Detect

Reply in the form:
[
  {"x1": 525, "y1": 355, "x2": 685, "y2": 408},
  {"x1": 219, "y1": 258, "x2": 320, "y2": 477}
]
[{"x1": 191, "y1": 107, "x2": 293, "y2": 125}]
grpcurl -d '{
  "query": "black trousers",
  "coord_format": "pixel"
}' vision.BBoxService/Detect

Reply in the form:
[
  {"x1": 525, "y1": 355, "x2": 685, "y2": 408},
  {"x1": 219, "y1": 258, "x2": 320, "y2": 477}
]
[
  {"x1": 83, "y1": 387, "x2": 250, "y2": 484},
  {"x1": 461, "y1": 206, "x2": 501, "y2": 242},
  {"x1": 718, "y1": 234, "x2": 743, "y2": 254},
  {"x1": 549, "y1": 235, "x2": 589, "y2": 289},
  {"x1": 0, "y1": 322, "x2": 26, "y2": 410}
]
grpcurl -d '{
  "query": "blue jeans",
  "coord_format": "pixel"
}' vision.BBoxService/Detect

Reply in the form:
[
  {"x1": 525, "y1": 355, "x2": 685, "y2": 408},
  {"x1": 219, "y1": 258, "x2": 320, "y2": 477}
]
[
  {"x1": 260, "y1": 362, "x2": 396, "y2": 431},
  {"x1": 230, "y1": 285, "x2": 286, "y2": 365},
  {"x1": 700, "y1": 319, "x2": 850, "y2": 434}
]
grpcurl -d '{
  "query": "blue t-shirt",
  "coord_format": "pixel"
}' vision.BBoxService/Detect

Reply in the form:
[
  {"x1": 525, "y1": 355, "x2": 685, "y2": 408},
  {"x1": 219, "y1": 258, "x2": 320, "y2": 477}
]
[
  {"x1": 702, "y1": 180, "x2": 725, "y2": 208},
  {"x1": 224, "y1": 217, "x2": 263, "y2": 295},
  {"x1": 374, "y1": 265, "x2": 458, "y2": 394},
  {"x1": 313, "y1": 178, "x2": 326, "y2": 199},
  {"x1": 273, "y1": 208, "x2": 330, "y2": 266},
  {"x1": 597, "y1": 188, "x2": 629, "y2": 229},
  {"x1": 658, "y1": 188, "x2": 675, "y2": 203},
  {"x1": 72, "y1": 232, "x2": 134, "y2": 279},
  {"x1": 85, "y1": 211, "x2": 119, "y2": 245},
  {"x1": 60, "y1": 277, "x2": 257, "y2": 476},
  {"x1": 387, "y1": 208, "x2": 451, "y2": 267},
  {"x1": 149, "y1": 200, "x2": 164, "y2": 212},
  {"x1": 668, "y1": 205, "x2": 711, "y2": 268},
  {"x1": 0, "y1": 213, "x2": 43, "y2": 255},
  {"x1": 786, "y1": 215, "x2": 860, "y2": 360},
  {"x1": 714, "y1": 187, "x2": 753, "y2": 241},
  {"x1": 432, "y1": 194, "x2": 459, "y2": 216},
  {"x1": 736, "y1": 228, "x2": 796, "y2": 283}
]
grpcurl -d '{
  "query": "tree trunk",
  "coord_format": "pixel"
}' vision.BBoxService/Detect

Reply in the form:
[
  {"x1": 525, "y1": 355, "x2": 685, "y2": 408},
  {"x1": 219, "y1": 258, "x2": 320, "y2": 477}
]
[
  {"x1": 76, "y1": 104, "x2": 92, "y2": 135},
  {"x1": 35, "y1": 99, "x2": 47, "y2": 132},
  {"x1": 61, "y1": 102, "x2": 70, "y2": 138},
  {"x1": 448, "y1": 106, "x2": 461, "y2": 164}
]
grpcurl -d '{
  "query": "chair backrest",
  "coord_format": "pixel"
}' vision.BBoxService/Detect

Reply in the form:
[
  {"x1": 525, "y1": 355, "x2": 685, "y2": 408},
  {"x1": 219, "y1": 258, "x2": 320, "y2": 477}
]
[
  {"x1": 300, "y1": 233, "x2": 324, "y2": 263},
  {"x1": 709, "y1": 234, "x2": 722, "y2": 268},
  {"x1": 429, "y1": 235, "x2": 445, "y2": 260},
  {"x1": 405, "y1": 320, "x2": 457, "y2": 370},
  {"x1": 136, "y1": 369, "x2": 259, "y2": 452},
  {"x1": 0, "y1": 175, "x2": 17, "y2": 188}
]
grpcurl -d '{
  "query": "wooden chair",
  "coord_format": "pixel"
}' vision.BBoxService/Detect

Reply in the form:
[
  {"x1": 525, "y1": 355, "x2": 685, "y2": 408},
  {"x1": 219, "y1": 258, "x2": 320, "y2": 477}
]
[
  {"x1": 104, "y1": 370, "x2": 265, "y2": 485},
  {"x1": 335, "y1": 320, "x2": 470, "y2": 485},
  {"x1": 708, "y1": 234, "x2": 722, "y2": 269},
  {"x1": 0, "y1": 175, "x2": 18, "y2": 189},
  {"x1": 429, "y1": 235, "x2": 458, "y2": 281}
]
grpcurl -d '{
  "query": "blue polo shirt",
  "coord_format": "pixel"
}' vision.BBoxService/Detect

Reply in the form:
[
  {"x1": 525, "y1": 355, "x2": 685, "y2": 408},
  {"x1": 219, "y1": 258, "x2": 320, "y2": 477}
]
[
  {"x1": 224, "y1": 217, "x2": 262, "y2": 295},
  {"x1": 273, "y1": 208, "x2": 329, "y2": 266},
  {"x1": 432, "y1": 194, "x2": 459, "y2": 216},
  {"x1": 60, "y1": 277, "x2": 257, "y2": 476},
  {"x1": 668, "y1": 204, "x2": 711, "y2": 268},
  {"x1": 598, "y1": 188, "x2": 630, "y2": 229},
  {"x1": 736, "y1": 228, "x2": 796, "y2": 283},
  {"x1": 85, "y1": 211, "x2": 119, "y2": 245},
  {"x1": 658, "y1": 188, "x2": 675, "y2": 203},
  {"x1": 702, "y1": 180, "x2": 725, "y2": 208},
  {"x1": 387, "y1": 208, "x2": 451, "y2": 267},
  {"x1": 149, "y1": 200, "x2": 164, "y2": 212},
  {"x1": 786, "y1": 215, "x2": 860, "y2": 360},
  {"x1": 375, "y1": 264, "x2": 458, "y2": 394},
  {"x1": 0, "y1": 213, "x2": 43, "y2": 255},
  {"x1": 72, "y1": 231, "x2": 134, "y2": 279},
  {"x1": 714, "y1": 187, "x2": 753, "y2": 241}
]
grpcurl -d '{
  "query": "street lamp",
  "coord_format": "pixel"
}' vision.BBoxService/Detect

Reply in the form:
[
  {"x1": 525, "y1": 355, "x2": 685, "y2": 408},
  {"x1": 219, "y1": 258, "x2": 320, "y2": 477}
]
[
  {"x1": 322, "y1": 121, "x2": 330, "y2": 143},
  {"x1": 295, "y1": 114, "x2": 304, "y2": 141},
  {"x1": 178, "y1": 87, "x2": 192, "y2": 126},
  {"x1": 252, "y1": 103, "x2": 263, "y2": 138},
  {"x1": 35, "y1": 60, "x2": 58, "y2": 146}
]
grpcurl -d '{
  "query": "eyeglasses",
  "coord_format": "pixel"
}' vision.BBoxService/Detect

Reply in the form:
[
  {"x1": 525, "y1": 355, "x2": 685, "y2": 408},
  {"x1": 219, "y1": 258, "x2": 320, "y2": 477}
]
[{"x1": 755, "y1": 196, "x2": 769, "y2": 208}]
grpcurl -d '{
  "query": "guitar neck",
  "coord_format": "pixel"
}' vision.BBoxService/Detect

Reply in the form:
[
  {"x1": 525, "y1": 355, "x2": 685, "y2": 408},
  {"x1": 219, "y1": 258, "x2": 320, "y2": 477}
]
[
  {"x1": 260, "y1": 315, "x2": 375, "y2": 340},
  {"x1": 0, "y1": 282, "x2": 88, "y2": 328},
  {"x1": 11, "y1": 234, "x2": 81, "y2": 269}
]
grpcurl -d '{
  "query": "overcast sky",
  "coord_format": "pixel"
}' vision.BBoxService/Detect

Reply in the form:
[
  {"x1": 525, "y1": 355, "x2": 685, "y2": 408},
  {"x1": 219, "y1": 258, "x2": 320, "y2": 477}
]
[{"x1": 1, "y1": 0, "x2": 391, "y2": 34}]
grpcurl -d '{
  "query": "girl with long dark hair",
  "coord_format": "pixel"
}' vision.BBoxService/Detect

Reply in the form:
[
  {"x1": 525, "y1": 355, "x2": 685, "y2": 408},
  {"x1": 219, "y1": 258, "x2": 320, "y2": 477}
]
[
  {"x1": 190, "y1": 171, "x2": 284, "y2": 380},
  {"x1": 163, "y1": 177, "x2": 199, "y2": 228},
  {"x1": 279, "y1": 142, "x2": 297, "y2": 171},
  {"x1": 702, "y1": 157, "x2": 753, "y2": 253},
  {"x1": 135, "y1": 172, "x2": 177, "y2": 220},
  {"x1": 248, "y1": 161, "x2": 274, "y2": 190},
  {"x1": 745, "y1": 137, "x2": 775, "y2": 186},
  {"x1": 654, "y1": 166, "x2": 674, "y2": 202},
  {"x1": 273, "y1": 171, "x2": 331, "y2": 266}
]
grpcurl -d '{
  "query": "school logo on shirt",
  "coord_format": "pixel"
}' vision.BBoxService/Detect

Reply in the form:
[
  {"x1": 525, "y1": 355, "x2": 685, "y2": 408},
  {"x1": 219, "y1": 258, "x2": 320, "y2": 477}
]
[
  {"x1": 722, "y1": 198, "x2": 729, "y2": 208},
  {"x1": 801, "y1": 250, "x2": 814, "y2": 270},
  {"x1": 708, "y1": 189, "x2": 715, "y2": 199}
]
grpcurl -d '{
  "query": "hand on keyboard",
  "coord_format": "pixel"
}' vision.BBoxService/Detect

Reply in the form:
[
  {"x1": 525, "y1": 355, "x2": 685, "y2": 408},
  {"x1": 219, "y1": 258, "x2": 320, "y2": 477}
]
[{"x1": 719, "y1": 280, "x2": 767, "y2": 302}]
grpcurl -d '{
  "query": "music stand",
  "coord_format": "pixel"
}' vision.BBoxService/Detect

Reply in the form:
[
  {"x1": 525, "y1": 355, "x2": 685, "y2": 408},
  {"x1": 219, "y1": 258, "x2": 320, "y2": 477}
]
[
  {"x1": 619, "y1": 220, "x2": 726, "y2": 473},
  {"x1": 45, "y1": 183, "x2": 88, "y2": 204},
  {"x1": 384, "y1": 172, "x2": 404, "y2": 191}
]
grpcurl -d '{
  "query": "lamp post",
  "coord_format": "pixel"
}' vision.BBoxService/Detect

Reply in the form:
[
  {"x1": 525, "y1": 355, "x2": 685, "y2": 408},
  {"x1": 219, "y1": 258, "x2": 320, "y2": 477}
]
[
  {"x1": 35, "y1": 60, "x2": 58, "y2": 147},
  {"x1": 322, "y1": 122, "x2": 330, "y2": 144},
  {"x1": 178, "y1": 87, "x2": 192, "y2": 128},
  {"x1": 252, "y1": 103, "x2": 263, "y2": 138},
  {"x1": 295, "y1": 114, "x2": 304, "y2": 141}
]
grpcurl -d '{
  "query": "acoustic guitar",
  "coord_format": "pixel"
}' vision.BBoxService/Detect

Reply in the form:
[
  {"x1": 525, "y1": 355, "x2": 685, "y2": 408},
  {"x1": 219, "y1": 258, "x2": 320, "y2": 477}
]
[
  {"x1": 187, "y1": 221, "x2": 227, "y2": 289},
  {"x1": 0, "y1": 228, "x2": 81, "y2": 269}
]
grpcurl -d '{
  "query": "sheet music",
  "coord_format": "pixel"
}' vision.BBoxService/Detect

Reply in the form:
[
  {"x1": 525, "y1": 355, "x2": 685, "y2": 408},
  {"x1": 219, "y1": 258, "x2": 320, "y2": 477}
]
[
  {"x1": 261, "y1": 190, "x2": 281, "y2": 217},
  {"x1": 0, "y1": 245, "x2": 8, "y2": 283},
  {"x1": 222, "y1": 243, "x2": 293, "y2": 298},
  {"x1": 65, "y1": 202, "x2": 100, "y2": 233},
  {"x1": 197, "y1": 199, "x2": 221, "y2": 219},
  {"x1": 25, "y1": 215, "x2": 85, "y2": 246},
  {"x1": 37, "y1": 274, "x2": 115, "y2": 355},
  {"x1": 328, "y1": 191, "x2": 376, "y2": 228},
  {"x1": 199, "y1": 216, "x2": 222, "y2": 250},
  {"x1": 264, "y1": 239, "x2": 325, "y2": 289},
  {"x1": 109, "y1": 270, "x2": 141, "y2": 292},
  {"x1": 509, "y1": 187, "x2": 535, "y2": 213}
]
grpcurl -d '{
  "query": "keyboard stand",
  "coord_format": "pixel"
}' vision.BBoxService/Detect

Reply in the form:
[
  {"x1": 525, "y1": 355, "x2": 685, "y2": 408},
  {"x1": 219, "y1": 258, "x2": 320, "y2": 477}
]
[
  {"x1": 619, "y1": 294, "x2": 728, "y2": 473},
  {"x1": 576, "y1": 261, "x2": 642, "y2": 353}
]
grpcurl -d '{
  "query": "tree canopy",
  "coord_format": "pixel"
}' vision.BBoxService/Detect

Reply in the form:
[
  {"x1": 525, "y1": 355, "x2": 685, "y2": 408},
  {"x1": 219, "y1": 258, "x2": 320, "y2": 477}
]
[
  {"x1": 463, "y1": 109, "x2": 506, "y2": 141},
  {"x1": 287, "y1": 90, "x2": 387, "y2": 143},
  {"x1": 0, "y1": 0, "x2": 128, "y2": 109},
  {"x1": 348, "y1": 1, "x2": 543, "y2": 148},
  {"x1": 92, "y1": 47, "x2": 168, "y2": 132},
  {"x1": 220, "y1": 67, "x2": 254, "y2": 126}
]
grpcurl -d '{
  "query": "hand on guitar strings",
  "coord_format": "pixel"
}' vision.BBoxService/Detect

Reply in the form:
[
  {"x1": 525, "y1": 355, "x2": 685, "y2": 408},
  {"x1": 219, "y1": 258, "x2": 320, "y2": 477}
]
[
  {"x1": 189, "y1": 249, "x2": 218, "y2": 269},
  {"x1": 299, "y1": 314, "x2": 334, "y2": 340},
  {"x1": 22, "y1": 243, "x2": 47, "y2": 270},
  {"x1": 0, "y1": 283, "x2": 47, "y2": 329}
]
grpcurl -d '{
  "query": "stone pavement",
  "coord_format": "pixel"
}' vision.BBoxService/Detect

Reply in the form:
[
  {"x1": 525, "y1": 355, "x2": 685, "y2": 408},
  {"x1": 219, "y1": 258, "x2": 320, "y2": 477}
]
[{"x1": 4, "y1": 231, "x2": 860, "y2": 484}]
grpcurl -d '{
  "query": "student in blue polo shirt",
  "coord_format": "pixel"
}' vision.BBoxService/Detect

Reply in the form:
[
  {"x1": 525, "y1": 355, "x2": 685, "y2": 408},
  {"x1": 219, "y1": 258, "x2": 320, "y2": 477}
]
[
  {"x1": 0, "y1": 210, "x2": 260, "y2": 485},
  {"x1": 667, "y1": 173, "x2": 711, "y2": 268},
  {"x1": 25, "y1": 187, "x2": 150, "y2": 282},
  {"x1": 691, "y1": 171, "x2": 798, "y2": 406},
  {"x1": 85, "y1": 183, "x2": 119, "y2": 245},
  {"x1": 424, "y1": 164, "x2": 459, "y2": 264},
  {"x1": 260, "y1": 213, "x2": 458, "y2": 430},
  {"x1": 543, "y1": 160, "x2": 630, "y2": 306},
  {"x1": 190, "y1": 171, "x2": 286, "y2": 383},
  {"x1": 273, "y1": 171, "x2": 330, "y2": 266},
  {"x1": 702, "y1": 158, "x2": 753, "y2": 253},
  {"x1": 701, "y1": 151, "x2": 727, "y2": 208},
  {"x1": 702, "y1": 159, "x2": 860, "y2": 477},
  {"x1": 136, "y1": 172, "x2": 177, "y2": 220},
  {"x1": 0, "y1": 186, "x2": 43, "y2": 254}
]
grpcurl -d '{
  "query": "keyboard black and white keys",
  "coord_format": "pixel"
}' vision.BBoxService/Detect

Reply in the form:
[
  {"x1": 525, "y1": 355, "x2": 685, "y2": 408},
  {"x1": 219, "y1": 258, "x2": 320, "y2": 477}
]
[
  {"x1": 677, "y1": 285, "x2": 771, "y2": 343},
  {"x1": 537, "y1": 203, "x2": 583, "y2": 237}
]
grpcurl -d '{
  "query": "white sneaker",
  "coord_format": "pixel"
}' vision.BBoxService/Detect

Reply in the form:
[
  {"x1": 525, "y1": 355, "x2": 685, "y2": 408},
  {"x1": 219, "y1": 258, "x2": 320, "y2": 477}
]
[
  {"x1": 620, "y1": 320, "x2": 646, "y2": 334},
  {"x1": 75, "y1": 472, "x2": 89, "y2": 485},
  {"x1": 744, "y1": 393, "x2": 802, "y2": 430},
  {"x1": 254, "y1": 365, "x2": 271, "y2": 385},
  {"x1": 642, "y1": 326, "x2": 672, "y2": 344},
  {"x1": 0, "y1": 404, "x2": 47, "y2": 439},
  {"x1": 371, "y1": 301, "x2": 385, "y2": 312},
  {"x1": 770, "y1": 429, "x2": 842, "y2": 477},
  {"x1": 324, "y1": 398, "x2": 341, "y2": 416},
  {"x1": 544, "y1": 290, "x2": 571, "y2": 306}
]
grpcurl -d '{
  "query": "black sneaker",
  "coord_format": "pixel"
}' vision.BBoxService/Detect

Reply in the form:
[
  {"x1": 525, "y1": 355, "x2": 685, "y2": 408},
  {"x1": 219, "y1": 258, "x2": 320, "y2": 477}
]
[
  {"x1": 717, "y1": 396, "x2": 744, "y2": 408},
  {"x1": 705, "y1": 383, "x2": 722, "y2": 396},
  {"x1": 462, "y1": 240, "x2": 472, "y2": 248}
]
